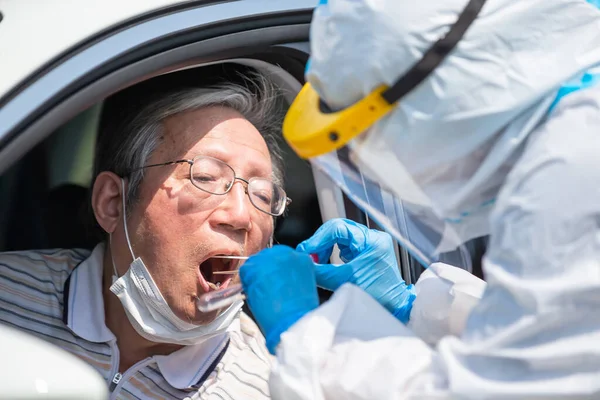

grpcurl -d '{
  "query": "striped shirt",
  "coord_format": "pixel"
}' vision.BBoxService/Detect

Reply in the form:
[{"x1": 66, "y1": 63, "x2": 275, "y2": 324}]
[{"x1": 0, "y1": 243, "x2": 273, "y2": 399}]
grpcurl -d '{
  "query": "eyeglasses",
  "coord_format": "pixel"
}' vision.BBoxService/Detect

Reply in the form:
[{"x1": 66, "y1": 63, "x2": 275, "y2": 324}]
[{"x1": 129, "y1": 155, "x2": 291, "y2": 216}]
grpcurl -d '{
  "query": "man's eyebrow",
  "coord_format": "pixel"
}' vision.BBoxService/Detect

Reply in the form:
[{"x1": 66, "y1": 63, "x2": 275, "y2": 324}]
[
  {"x1": 246, "y1": 165, "x2": 272, "y2": 180},
  {"x1": 186, "y1": 151, "x2": 272, "y2": 179}
]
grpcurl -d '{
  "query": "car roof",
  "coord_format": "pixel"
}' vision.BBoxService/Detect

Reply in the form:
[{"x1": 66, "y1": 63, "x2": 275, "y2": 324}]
[
  {"x1": 0, "y1": 0, "x2": 308, "y2": 101},
  {"x1": 0, "y1": 0, "x2": 189, "y2": 99}
]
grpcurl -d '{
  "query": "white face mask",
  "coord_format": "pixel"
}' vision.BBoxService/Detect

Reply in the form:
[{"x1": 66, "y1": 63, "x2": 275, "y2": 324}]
[{"x1": 109, "y1": 179, "x2": 243, "y2": 345}]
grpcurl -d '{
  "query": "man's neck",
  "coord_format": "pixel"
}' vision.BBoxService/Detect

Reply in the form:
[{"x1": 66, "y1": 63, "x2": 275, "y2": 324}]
[{"x1": 102, "y1": 252, "x2": 182, "y2": 372}]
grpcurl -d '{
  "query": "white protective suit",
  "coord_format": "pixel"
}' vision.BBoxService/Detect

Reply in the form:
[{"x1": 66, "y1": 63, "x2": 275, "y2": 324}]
[{"x1": 270, "y1": 0, "x2": 600, "y2": 398}]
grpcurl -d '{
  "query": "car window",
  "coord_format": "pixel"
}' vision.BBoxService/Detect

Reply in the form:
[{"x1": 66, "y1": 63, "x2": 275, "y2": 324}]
[{"x1": 45, "y1": 105, "x2": 100, "y2": 191}]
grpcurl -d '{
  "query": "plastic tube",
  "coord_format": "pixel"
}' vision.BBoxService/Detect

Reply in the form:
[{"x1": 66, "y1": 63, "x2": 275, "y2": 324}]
[{"x1": 196, "y1": 284, "x2": 245, "y2": 312}]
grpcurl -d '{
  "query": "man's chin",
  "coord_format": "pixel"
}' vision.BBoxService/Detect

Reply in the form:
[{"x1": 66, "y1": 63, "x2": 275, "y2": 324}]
[{"x1": 191, "y1": 309, "x2": 221, "y2": 325}]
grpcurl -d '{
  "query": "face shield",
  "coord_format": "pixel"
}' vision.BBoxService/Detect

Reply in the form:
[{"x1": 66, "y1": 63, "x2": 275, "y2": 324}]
[
  {"x1": 313, "y1": 145, "x2": 472, "y2": 268},
  {"x1": 284, "y1": 0, "x2": 487, "y2": 268}
]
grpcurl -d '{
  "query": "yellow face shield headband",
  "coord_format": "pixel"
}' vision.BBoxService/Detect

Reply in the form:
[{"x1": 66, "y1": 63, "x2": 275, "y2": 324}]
[{"x1": 283, "y1": 0, "x2": 487, "y2": 159}]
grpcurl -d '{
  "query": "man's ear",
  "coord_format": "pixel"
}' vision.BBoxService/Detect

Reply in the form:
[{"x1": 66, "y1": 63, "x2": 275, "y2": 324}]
[{"x1": 92, "y1": 172, "x2": 123, "y2": 234}]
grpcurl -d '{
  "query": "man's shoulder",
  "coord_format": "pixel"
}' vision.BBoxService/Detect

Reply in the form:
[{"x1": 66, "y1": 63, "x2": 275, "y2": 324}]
[
  {"x1": 0, "y1": 248, "x2": 92, "y2": 279},
  {"x1": 0, "y1": 248, "x2": 93, "y2": 339},
  {"x1": 0, "y1": 248, "x2": 92, "y2": 304}
]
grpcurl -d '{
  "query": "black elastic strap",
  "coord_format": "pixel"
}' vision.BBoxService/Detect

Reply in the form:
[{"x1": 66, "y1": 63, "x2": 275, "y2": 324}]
[
  {"x1": 381, "y1": 0, "x2": 487, "y2": 104},
  {"x1": 61, "y1": 258, "x2": 87, "y2": 325}
]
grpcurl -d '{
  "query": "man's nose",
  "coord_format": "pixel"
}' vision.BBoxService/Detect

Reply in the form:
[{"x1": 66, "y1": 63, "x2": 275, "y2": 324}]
[{"x1": 211, "y1": 181, "x2": 252, "y2": 232}]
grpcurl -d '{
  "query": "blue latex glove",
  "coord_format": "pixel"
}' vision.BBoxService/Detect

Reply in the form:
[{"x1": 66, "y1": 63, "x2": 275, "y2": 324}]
[
  {"x1": 297, "y1": 218, "x2": 416, "y2": 323},
  {"x1": 239, "y1": 245, "x2": 320, "y2": 355}
]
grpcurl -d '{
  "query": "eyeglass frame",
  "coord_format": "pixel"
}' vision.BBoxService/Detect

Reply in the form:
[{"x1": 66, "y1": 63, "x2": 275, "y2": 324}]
[{"x1": 127, "y1": 155, "x2": 292, "y2": 216}]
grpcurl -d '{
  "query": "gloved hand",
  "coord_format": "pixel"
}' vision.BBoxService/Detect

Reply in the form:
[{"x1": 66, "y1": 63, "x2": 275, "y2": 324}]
[
  {"x1": 297, "y1": 218, "x2": 416, "y2": 323},
  {"x1": 239, "y1": 245, "x2": 320, "y2": 355}
]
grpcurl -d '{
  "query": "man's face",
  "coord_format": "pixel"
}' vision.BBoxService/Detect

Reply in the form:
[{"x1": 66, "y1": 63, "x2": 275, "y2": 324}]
[{"x1": 118, "y1": 106, "x2": 274, "y2": 325}]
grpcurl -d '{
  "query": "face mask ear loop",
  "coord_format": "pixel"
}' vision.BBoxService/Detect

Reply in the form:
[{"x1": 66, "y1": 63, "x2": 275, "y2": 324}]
[
  {"x1": 121, "y1": 178, "x2": 136, "y2": 262},
  {"x1": 109, "y1": 234, "x2": 119, "y2": 284}
]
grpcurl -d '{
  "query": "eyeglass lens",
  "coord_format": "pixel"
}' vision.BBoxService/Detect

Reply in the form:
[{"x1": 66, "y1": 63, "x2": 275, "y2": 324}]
[{"x1": 190, "y1": 156, "x2": 286, "y2": 216}]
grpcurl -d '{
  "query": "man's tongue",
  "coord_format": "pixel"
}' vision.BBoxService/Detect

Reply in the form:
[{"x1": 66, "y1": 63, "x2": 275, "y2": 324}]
[{"x1": 200, "y1": 258, "x2": 231, "y2": 291}]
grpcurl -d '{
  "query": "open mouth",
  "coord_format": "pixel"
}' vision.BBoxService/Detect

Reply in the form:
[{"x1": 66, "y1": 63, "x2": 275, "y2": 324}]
[{"x1": 198, "y1": 256, "x2": 240, "y2": 292}]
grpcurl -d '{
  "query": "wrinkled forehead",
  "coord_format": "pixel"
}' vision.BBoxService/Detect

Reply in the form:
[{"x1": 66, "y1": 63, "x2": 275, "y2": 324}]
[{"x1": 159, "y1": 106, "x2": 273, "y2": 177}]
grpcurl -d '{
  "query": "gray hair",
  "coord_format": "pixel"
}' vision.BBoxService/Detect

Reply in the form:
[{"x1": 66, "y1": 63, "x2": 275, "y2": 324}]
[{"x1": 93, "y1": 72, "x2": 285, "y2": 211}]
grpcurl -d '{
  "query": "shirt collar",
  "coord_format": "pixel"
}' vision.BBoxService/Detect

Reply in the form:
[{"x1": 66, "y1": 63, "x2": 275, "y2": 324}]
[
  {"x1": 63, "y1": 242, "x2": 114, "y2": 343},
  {"x1": 154, "y1": 319, "x2": 240, "y2": 389},
  {"x1": 63, "y1": 242, "x2": 241, "y2": 390}
]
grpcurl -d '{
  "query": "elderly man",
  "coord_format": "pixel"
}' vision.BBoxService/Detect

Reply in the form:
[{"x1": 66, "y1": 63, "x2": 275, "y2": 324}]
[{"x1": 0, "y1": 65, "x2": 287, "y2": 399}]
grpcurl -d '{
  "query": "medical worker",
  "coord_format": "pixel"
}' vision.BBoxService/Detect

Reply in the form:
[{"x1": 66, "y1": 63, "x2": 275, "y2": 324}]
[{"x1": 240, "y1": 0, "x2": 600, "y2": 398}]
